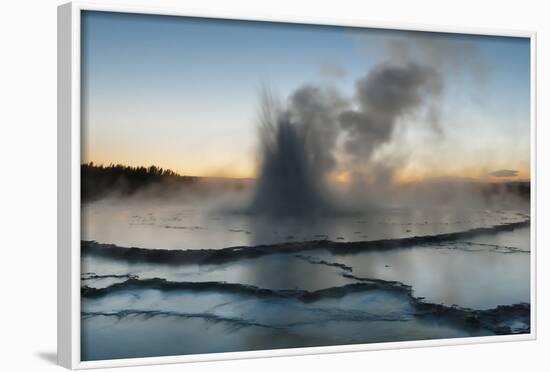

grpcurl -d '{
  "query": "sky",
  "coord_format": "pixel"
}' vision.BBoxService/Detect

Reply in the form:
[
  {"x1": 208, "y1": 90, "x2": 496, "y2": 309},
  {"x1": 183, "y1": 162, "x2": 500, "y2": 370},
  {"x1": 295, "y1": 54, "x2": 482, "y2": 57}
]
[{"x1": 81, "y1": 10, "x2": 531, "y2": 182}]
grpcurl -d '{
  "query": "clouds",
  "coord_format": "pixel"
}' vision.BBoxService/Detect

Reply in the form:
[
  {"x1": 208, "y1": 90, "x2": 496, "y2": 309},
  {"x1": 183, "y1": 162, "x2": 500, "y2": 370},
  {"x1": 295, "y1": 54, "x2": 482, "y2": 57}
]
[{"x1": 489, "y1": 169, "x2": 519, "y2": 178}]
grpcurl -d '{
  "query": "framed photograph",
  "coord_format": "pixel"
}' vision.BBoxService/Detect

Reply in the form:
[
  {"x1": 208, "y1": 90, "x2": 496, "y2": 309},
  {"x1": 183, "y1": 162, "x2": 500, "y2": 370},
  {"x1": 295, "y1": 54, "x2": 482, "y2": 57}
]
[{"x1": 58, "y1": 1, "x2": 537, "y2": 369}]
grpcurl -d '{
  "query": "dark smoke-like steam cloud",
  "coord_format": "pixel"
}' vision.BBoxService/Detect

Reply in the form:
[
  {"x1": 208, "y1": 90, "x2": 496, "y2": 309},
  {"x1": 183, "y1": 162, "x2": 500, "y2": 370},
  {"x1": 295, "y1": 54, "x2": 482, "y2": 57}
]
[
  {"x1": 339, "y1": 62, "x2": 442, "y2": 162},
  {"x1": 249, "y1": 62, "x2": 441, "y2": 217},
  {"x1": 248, "y1": 87, "x2": 347, "y2": 216},
  {"x1": 249, "y1": 35, "x2": 482, "y2": 217}
]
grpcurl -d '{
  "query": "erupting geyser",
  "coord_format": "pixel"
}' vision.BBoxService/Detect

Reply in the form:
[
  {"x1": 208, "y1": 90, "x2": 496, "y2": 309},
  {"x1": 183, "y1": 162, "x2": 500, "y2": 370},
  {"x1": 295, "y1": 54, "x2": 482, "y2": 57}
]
[
  {"x1": 249, "y1": 61, "x2": 442, "y2": 217},
  {"x1": 249, "y1": 88, "x2": 341, "y2": 216}
]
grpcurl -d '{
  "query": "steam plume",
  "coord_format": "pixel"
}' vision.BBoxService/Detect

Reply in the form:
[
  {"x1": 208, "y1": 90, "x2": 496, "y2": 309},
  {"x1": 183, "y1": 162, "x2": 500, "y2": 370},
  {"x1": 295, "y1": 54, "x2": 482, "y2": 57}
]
[
  {"x1": 249, "y1": 87, "x2": 345, "y2": 216},
  {"x1": 248, "y1": 36, "x2": 485, "y2": 216}
]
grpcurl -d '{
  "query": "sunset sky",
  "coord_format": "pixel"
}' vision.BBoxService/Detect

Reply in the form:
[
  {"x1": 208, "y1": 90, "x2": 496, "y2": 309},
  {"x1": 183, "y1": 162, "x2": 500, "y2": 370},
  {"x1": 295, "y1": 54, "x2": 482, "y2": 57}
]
[{"x1": 81, "y1": 11, "x2": 531, "y2": 182}]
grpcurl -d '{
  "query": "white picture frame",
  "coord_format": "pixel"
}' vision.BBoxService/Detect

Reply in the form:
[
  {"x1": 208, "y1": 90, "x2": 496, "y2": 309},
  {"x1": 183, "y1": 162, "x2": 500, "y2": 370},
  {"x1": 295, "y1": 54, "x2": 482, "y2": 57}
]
[{"x1": 57, "y1": 1, "x2": 537, "y2": 369}]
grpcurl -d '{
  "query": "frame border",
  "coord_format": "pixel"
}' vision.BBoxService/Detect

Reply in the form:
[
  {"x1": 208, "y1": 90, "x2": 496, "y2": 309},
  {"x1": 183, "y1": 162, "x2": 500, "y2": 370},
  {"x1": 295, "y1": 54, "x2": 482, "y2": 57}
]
[{"x1": 57, "y1": 1, "x2": 537, "y2": 369}]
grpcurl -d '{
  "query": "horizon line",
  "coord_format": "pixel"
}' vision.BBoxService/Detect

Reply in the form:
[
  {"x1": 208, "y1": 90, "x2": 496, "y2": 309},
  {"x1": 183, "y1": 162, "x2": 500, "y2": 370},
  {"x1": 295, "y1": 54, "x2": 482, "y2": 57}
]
[{"x1": 81, "y1": 162, "x2": 530, "y2": 184}]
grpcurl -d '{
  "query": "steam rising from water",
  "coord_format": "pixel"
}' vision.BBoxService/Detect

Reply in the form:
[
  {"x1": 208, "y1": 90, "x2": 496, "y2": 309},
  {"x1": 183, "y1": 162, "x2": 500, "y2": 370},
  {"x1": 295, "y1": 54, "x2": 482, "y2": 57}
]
[
  {"x1": 250, "y1": 59, "x2": 443, "y2": 216},
  {"x1": 249, "y1": 88, "x2": 345, "y2": 216}
]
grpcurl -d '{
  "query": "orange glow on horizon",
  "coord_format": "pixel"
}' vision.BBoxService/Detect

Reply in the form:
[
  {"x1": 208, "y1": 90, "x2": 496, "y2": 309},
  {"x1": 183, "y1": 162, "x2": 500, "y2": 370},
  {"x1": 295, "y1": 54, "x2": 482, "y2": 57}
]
[
  {"x1": 84, "y1": 157, "x2": 530, "y2": 184},
  {"x1": 330, "y1": 171, "x2": 352, "y2": 184},
  {"x1": 394, "y1": 167, "x2": 531, "y2": 185}
]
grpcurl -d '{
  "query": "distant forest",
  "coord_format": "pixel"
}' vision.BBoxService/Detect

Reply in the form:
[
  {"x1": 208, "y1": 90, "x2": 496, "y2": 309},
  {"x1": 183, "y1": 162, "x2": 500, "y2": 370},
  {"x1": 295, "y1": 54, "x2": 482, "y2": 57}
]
[
  {"x1": 81, "y1": 162, "x2": 530, "y2": 203},
  {"x1": 481, "y1": 181, "x2": 530, "y2": 200},
  {"x1": 81, "y1": 163, "x2": 197, "y2": 202}
]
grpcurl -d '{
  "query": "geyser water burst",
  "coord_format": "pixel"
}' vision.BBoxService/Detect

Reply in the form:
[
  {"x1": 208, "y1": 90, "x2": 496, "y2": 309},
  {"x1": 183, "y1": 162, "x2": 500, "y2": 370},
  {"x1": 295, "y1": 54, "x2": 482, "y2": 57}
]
[{"x1": 249, "y1": 61, "x2": 443, "y2": 217}]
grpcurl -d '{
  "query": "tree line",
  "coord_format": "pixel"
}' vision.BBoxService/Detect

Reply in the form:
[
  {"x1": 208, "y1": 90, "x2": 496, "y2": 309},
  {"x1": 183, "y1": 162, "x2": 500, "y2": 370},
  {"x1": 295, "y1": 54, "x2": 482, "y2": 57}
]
[{"x1": 81, "y1": 162, "x2": 197, "y2": 202}]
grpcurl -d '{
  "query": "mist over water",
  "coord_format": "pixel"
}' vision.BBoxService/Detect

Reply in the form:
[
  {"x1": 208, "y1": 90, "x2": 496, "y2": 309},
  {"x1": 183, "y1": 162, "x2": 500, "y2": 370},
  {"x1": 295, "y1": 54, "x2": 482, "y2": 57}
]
[{"x1": 79, "y1": 31, "x2": 531, "y2": 361}]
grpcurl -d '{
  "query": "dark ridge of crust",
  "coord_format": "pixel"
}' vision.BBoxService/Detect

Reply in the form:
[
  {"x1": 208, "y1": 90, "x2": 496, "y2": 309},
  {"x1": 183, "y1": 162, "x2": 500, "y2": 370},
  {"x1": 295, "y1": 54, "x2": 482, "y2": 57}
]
[
  {"x1": 81, "y1": 277, "x2": 402, "y2": 302},
  {"x1": 81, "y1": 220, "x2": 530, "y2": 265},
  {"x1": 294, "y1": 254, "x2": 354, "y2": 272},
  {"x1": 341, "y1": 271, "x2": 530, "y2": 335},
  {"x1": 413, "y1": 302, "x2": 530, "y2": 335},
  {"x1": 81, "y1": 272, "x2": 138, "y2": 281},
  {"x1": 81, "y1": 277, "x2": 530, "y2": 336}
]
